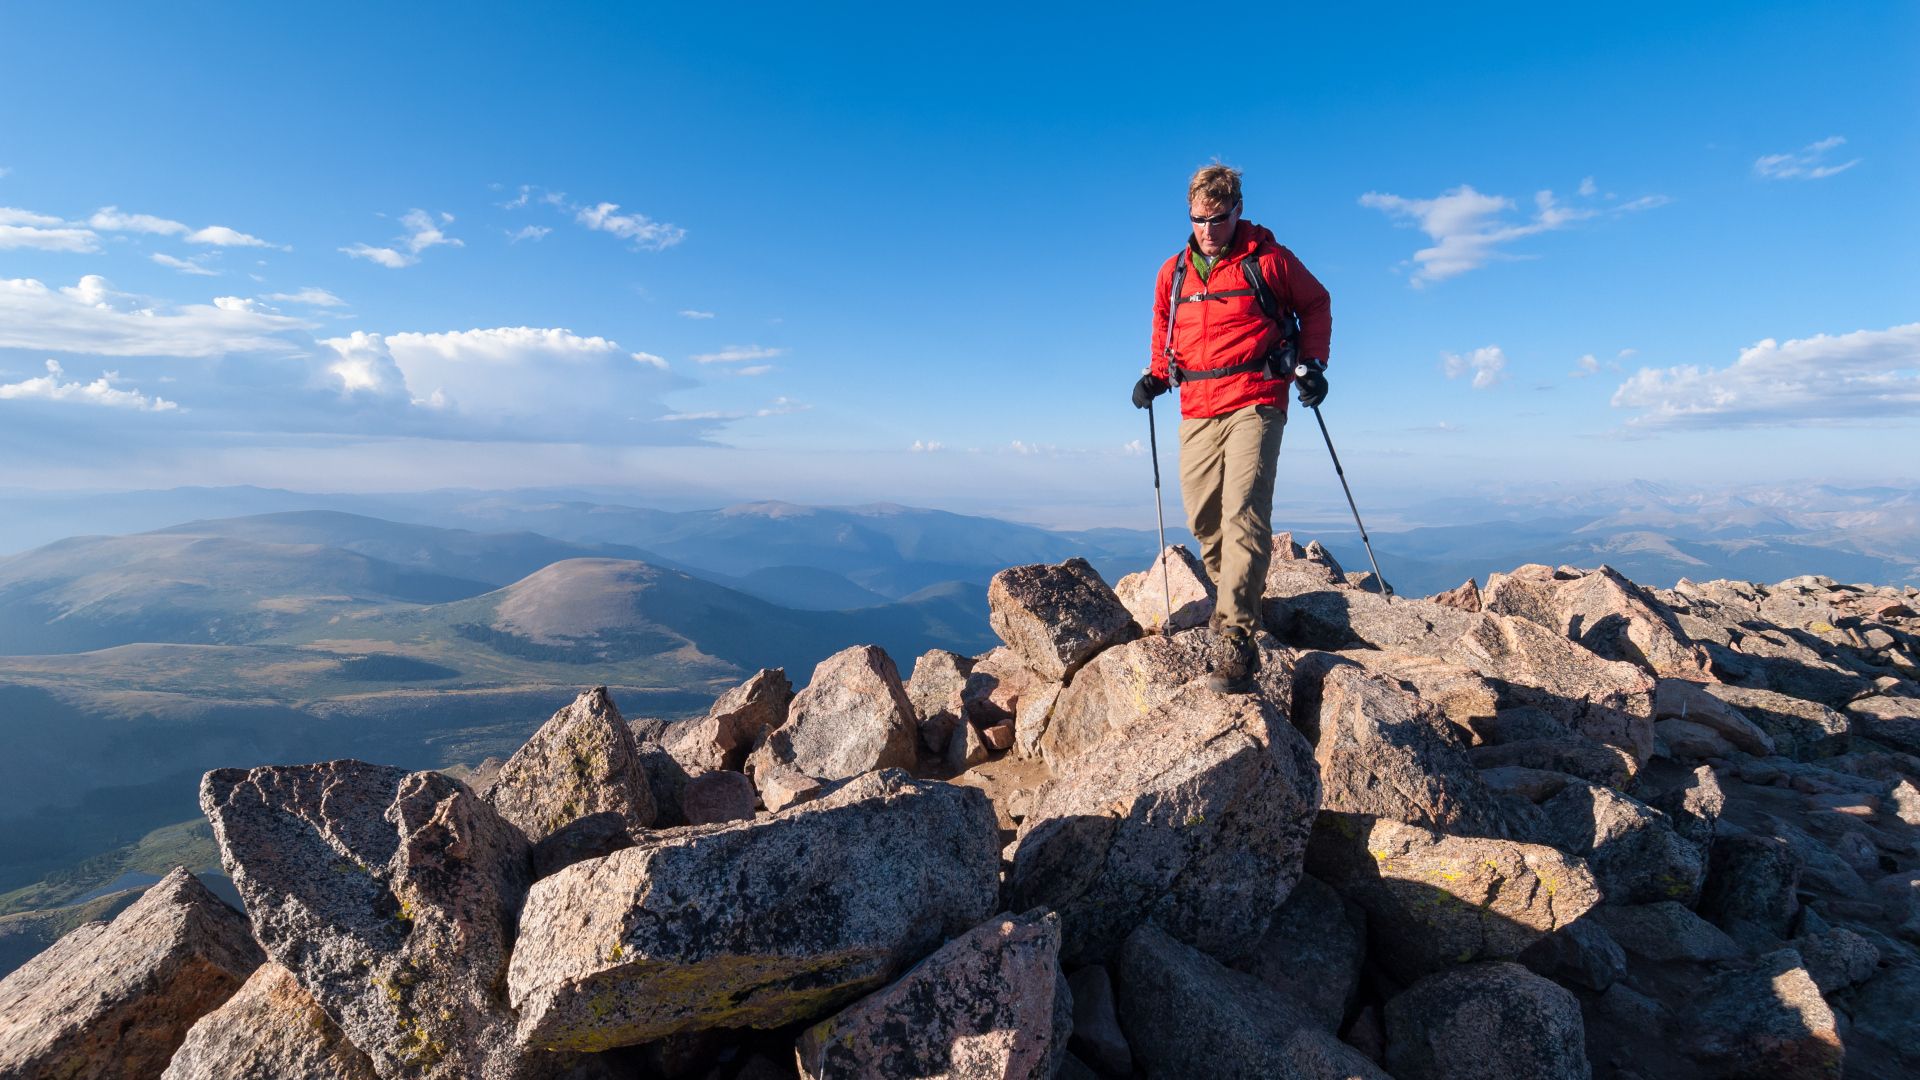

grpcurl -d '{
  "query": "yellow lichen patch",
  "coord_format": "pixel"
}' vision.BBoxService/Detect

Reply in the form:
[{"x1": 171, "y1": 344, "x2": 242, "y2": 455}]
[{"x1": 394, "y1": 1016, "x2": 447, "y2": 1067}]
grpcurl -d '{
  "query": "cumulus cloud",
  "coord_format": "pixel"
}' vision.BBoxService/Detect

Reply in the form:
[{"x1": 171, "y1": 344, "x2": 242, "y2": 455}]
[
  {"x1": 1754, "y1": 136, "x2": 1860, "y2": 181},
  {"x1": 263, "y1": 287, "x2": 345, "y2": 307},
  {"x1": 89, "y1": 206, "x2": 189, "y2": 235},
  {"x1": 0, "y1": 275, "x2": 311, "y2": 357},
  {"x1": 1611, "y1": 322, "x2": 1920, "y2": 429},
  {"x1": 152, "y1": 252, "x2": 220, "y2": 276},
  {"x1": 321, "y1": 326, "x2": 676, "y2": 418},
  {"x1": 341, "y1": 209, "x2": 462, "y2": 268},
  {"x1": 186, "y1": 224, "x2": 282, "y2": 248},
  {"x1": 575, "y1": 202, "x2": 686, "y2": 250},
  {"x1": 0, "y1": 206, "x2": 100, "y2": 252},
  {"x1": 318, "y1": 331, "x2": 410, "y2": 397},
  {"x1": 691, "y1": 344, "x2": 785, "y2": 365},
  {"x1": 0, "y1": 359, "x2": 179, "y2": 411},
  {"x1": 911, "y1": 439, "x2": 945, "y2": 452},
  {"x1": 507, "y1": 225, "x2": 550, "y2": 243},
  {"x1": 1442, "y1": 346, "x2": 1509, "y2": 389},
  {"x1": 1360, "y1": 181, "x2": 1666, "y2": 286}
]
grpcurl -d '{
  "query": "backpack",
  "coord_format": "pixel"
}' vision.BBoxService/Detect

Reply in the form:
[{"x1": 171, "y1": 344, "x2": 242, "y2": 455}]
[{"x1": 1162, "y1": 248, "x2": 1301, "y2": 384}]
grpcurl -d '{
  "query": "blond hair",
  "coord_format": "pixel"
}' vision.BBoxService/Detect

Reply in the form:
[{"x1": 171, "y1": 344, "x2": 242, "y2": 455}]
[{"x1": 1187, "y1": 164, "x2": 1242, "y2": 210}]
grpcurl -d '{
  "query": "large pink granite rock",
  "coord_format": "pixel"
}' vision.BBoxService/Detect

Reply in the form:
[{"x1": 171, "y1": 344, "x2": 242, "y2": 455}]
[{"x1": 0, "y1": 868, "x2": 262, "y2": 1080}]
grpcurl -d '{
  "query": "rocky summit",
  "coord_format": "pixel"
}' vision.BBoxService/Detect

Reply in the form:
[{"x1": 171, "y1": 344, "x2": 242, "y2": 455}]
[{"x1": 6, "y1": 545, "x2": 1920, "y2": 1079}]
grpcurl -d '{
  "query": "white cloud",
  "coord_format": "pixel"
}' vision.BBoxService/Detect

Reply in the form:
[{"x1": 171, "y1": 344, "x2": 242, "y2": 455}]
[
  {"x1": 0, "y1": 359, "x2": 178, "y2": 411},
  {"x1": 1611, "y1": 322, "x2": 1920, "y2": 429},
  {"x1": 1121, "y1": 439, "x2": 1145, "y2": 456},
  {"x1": 733, "y1": 364, "x2": 773, "y2": 377},
  {"x1": 1360, "y1": 182, "x2": 1665, "y2": 286},
  {"x1": 661, "y1": 409, "x2": 738, "y2": 422},
  {"x1": 576, "y1": 202, "x2": 686, "y2": 250},
  {"x1": 501, "y1": 186, "x2": 685, "y2": 252},
  {"x1": 263, "y1": 287, "x2": 345, "y2": 307},
  {"x1": 318, "y1": 331, "x2": 409, "y2": 396},
  {"x1": 186, "y1": 224, "x2": 281, "y2": 248},
  {"x1": 341, "y1": 243, "x2": 415, "y2": 268},
  {"x1": 89, "y1": 206, "x2": 189, "y2": 235},
  {"x1": 911, "y1": 439, "x2": 945, "y2": 452},
  {"x1": 1571, "y1": 354, "x2": 1600, "y2": 378},
  {"x1": 679, "y1": 309, "x2": 715, "y2": 320},
  {"x1": 691, "y1": 344, "x2": 785, "y2": 365},
  {"x1": 151, "y1": 252, "x2": 220, "y2": 276},
  {"x1": 0, "y1": 206, "x2": 100, "y2": 252},
  {"x1": 507, "y1": 225, "x2": 550, "y2": 243},
  {"x1": 1754, "y1": 136, "x2": 1860, "y2": 181},
  {"x1": 399, "y1": 209, "x2": 461, "y2": 254},
  {"x1": 0, "y1": 275, "x2": 310, "y2": 357},
  {"x1": 1442, "y1": 346, "x2": 1509, "y2": 389},
  {"x1": 499, "y1": 185, "x2": 565, "y2": 211},
  {"x1": 1578, "y1": 177, "x2": 1597, "y2": 197},
  {"x1": 0, "y1": 208, "x2": 59, "y2": 226},
  {"x1": 328, "y1": 326, "x2": 673, "y2": 415},
  {"x1": 341, "y1": 209, "x2": 461, "y2": 268},
  {"x1": 662, "y1": 396, "x2": 808, "y2": 423}
]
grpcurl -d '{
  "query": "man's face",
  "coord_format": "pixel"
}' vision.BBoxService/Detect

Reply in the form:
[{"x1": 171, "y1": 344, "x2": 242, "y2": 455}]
[{"x1": 1190, "y1": 197, "x2": 1239, "y2": 257}]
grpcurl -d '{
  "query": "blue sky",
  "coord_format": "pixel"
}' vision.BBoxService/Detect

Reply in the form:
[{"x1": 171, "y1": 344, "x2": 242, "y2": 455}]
[{"x1": 0, "y1": 2, "x2": 1913, "y2": 527}]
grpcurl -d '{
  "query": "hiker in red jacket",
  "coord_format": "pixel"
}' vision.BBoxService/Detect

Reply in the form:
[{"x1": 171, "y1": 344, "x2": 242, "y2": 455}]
[{"x1": 1131, "y1": 164, "x2": 1332, "y2": 693}]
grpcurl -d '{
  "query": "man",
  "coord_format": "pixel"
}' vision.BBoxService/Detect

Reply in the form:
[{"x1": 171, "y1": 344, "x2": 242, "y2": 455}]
[{"x1": 1132, "y1": 164, "x2": 1332, "y2": 693}]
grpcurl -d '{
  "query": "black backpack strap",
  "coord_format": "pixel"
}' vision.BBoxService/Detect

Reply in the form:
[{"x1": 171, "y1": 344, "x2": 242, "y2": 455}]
[
  {"x1": 1241, "y1": 252, "x2": 1303, "y2": 347},
  {"x1": 1162, "y1": 252, "x2": 1188, "y2": 382},
  {"x1": 1176, "y1": 288, "x2": 1256, "y2": 304},
  {"x1": 1239, "y1": 252, "x2": 1281, "y2": 324},
  {"x1": 1241, "y1": 251, "x2": 1303, "y2": 381},
  {"x1": 1170, "y1": 356, "x2": 1269, "y2": 382}
]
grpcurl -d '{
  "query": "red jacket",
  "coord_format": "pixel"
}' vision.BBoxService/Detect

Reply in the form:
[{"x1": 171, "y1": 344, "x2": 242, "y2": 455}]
[{"x1": 1149, "y1": 221, "x2": 1332, "y2": 419}]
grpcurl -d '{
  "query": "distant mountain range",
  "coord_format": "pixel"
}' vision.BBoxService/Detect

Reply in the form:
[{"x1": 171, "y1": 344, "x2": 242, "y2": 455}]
[
  {"x1": 0, "y1": 481, "x2": 1915, "y2": 919},
  {"x1": 0, "y1": 502, "x2": 1141, "y2": 901}
]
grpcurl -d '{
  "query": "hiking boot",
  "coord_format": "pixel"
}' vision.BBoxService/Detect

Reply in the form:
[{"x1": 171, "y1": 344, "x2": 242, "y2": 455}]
[{"x1": 1207, "y1": 628, "x2": 1260, "y2": 694}]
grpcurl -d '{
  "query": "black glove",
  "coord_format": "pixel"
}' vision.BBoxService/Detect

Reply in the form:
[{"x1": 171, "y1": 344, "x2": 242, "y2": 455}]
[
  {"x1": 1132, "y1": 372, "x2": 1170, "y2": 409},
  {"x1": 1293, "y1": 359, "x2": 1328, "y2": 408}
]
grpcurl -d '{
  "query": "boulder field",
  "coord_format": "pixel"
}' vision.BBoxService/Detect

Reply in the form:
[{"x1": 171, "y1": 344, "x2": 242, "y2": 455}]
[{"x1": 3, "y1": 544, "x2": 1919, "y2": 1078}]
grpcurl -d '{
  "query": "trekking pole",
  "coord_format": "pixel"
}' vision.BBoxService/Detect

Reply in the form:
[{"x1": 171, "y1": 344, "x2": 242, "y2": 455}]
[
  {"x1": 1302, "y1": 399, "x2": 1394, "y2": 599},
  {"x1": 1143, "y1": 371, "x2": 1173, "y2": 627}
]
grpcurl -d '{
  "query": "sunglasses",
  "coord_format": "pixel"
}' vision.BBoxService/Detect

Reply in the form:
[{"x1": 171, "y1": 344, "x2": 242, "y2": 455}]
[{"x1": 1189, "y1": 204, "x2": 1238, "y2": 227}]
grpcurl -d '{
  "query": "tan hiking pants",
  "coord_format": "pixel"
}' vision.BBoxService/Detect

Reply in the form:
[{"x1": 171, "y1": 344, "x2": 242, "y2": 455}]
[{"x1": 1178, "y1": 403, "x2": 1286, "y2": 635}]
